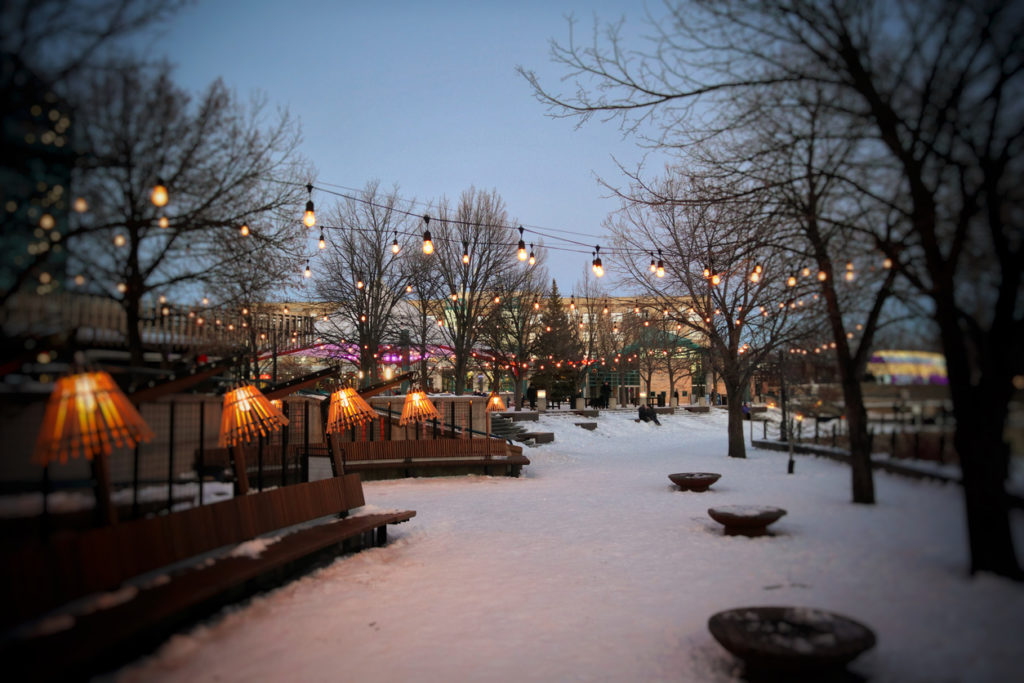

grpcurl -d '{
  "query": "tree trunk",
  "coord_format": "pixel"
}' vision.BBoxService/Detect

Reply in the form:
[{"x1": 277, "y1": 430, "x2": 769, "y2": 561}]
[
  {"x1": 124, "y1": 297, "x2": 144, "y2": 367},
  {"x1": 723, "y1": 373, "x2": 746, "y2": 458},
  {"x1": 453, "y1": 355, "x2": 467, "y2": 395},
  {"x1": 955, "y1": 399, "x2": 1021, "y2": 578},
  {"x1": 841, "y1": 379, "x2": 875, "y2": 504}
]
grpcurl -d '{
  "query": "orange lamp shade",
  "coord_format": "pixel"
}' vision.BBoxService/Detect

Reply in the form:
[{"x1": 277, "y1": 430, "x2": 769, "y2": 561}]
[
  {"x1": 33, "y1": 370, "x2": 155, "y2": 466},
  {"x1": 219, "y1": 384, "x2": 289, "y2": 447},
  {"x1": 326, "y1": 387, "x2": 377, "y2": 433},
  {"x1": 399, "y1": 390, "x2": 440, "y2": 425},
  {"x1": 485, "y1": 391, "x2": 506, "y2": 412}
]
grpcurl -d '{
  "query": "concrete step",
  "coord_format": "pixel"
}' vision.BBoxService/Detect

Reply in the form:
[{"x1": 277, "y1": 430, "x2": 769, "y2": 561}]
[{"x1": 516, "y1": 431, "x2": 555, "y2": 444}]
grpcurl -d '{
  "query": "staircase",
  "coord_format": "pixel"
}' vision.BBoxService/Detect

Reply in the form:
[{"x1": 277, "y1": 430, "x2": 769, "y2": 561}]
[{"x1": 490, "y1": 415, "x2": 554, "y2": 445}]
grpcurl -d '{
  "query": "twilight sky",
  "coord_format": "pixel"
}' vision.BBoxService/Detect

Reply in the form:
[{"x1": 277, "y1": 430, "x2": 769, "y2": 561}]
[{"x1": 139, "y1": 0, "x2": 667, "y2": 291}]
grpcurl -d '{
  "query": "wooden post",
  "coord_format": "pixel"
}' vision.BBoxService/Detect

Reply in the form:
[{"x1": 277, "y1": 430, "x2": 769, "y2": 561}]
[
  {"x1": 198, "y1": 401, "x2": 205, "y2": 505},
  {"x1": 230, "y1": 445, "x2": 250, "y2": 495},
  {"x1": 91, "y1": 454, "x2": 118, "y2": 526},
  {"x1": 167, "y1": 401, "x2": 175, "y2": 513}
]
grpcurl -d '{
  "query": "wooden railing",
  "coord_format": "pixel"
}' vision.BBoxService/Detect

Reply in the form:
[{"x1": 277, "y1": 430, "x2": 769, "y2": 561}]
[{"x1": 1, "y1": 292, "x2": 318, "y2": 356}]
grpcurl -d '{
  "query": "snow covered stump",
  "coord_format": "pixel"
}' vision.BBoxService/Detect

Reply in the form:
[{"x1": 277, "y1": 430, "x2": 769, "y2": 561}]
[
  {"x1": 667, "y1": 472, "x2": 721, "y2": 492},
  {"x1": 707, "y1": 505, "x2": 786, "y2": 536},
  {"x1": 708, "y1": 607, "x2": 876, "y2": 677}
]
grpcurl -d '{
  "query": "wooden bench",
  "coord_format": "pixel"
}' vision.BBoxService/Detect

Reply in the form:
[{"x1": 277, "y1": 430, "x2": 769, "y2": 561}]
[
  {"x1": 1, "y1": 474, "x2": 414, "y2": 679},
  {"x1": 330, "y1": 437, "x2": 530, "y2": 479}
]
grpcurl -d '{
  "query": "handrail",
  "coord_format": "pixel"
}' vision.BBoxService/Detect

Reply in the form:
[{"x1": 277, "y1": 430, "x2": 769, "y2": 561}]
[{"x1": 371, "y1": 408, "x2": 514, "y2": 447}]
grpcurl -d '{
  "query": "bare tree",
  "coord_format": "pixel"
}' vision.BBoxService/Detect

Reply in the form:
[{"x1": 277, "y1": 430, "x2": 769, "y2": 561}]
[
  {"x1": 478, "y1": 246, "x2": 548, "y2": 408},
  {"x1": 522, "y1": 0, "x2": 1023, "y2": 578},
  {"x1": 68, "y1": 63, "x2": 306, "y2": 365},
  {"x1": 429, "y1": 188, "x2": 521, "y2": 395},
  {"x1": 314, "y1": 182, "x2": 418, "y2": 387},
  {"x1": 1, "y1": 0, "x2": 190, "y2": 303},
  {"x1": 609, "y1": 176, "x2": 807, "y2": 458}
]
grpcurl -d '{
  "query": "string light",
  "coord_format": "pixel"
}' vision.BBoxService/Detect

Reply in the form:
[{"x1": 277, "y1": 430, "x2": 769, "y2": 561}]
[
  {"x1": 73, "y1": 197, "x2": 88, "y2": 213},
  {"x1": 711, "y1": 273, "x2": 721, "y2": 286},
  {"x1": 356, "y1": 274, "x2": 364, "y2": 289},
  {"x1": 883, "y1": 256, "x2": 893, "y2": 269},
  {"x1": 818, "y1": 270, "x2": 827, "y2": 281},
  {"x1": 158, "y1": 216, "x2": 169, "y2": 229},
  {"x1": 151, "y1": 178, "x2": 168, "y2": 207},
  {"x1": 802, "y1": 266, "x2": 811, "y2": 277},
  {"x1": 303, "y1": 183, "x2": 316, "y2": 227},
  {"x1": 462, "y1": 240, "x2": 470, "y2": 265},
  {"x1": 528, "y1": 244, "x2": 535, "y2": 266},
  {"x1": 240, "y1": 223, "x2": 250, "y2": 236},
  {"x1": 392, "y1": 232, "x2": 400, "y2": 254},
  {"x1": 422, "y1": 215, "x2": 434, "y2": 254},
  {"x1": 517, "y1": 226, "x2": 527, "y2": 261},
  {"x1": 318, "y1": 231, "x2": 326, "y2": 250},
  {"x1": 304, "y1": 260, "x2": 311, "y2": 278},
  {"x1": 592, "y1": 245, "x2": 604, "y2": 277},
  {"x1": 656, "y1": 249, "x2": 665, "y2": 278},
  {"x1": 787, "y1": 275, "x2": 797, "y2": 287}
]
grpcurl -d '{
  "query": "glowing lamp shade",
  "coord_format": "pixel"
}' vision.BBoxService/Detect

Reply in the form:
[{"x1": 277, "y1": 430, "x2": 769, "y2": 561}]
[
  {"x1": 150, "y1": 179, "x2": 168, "y2": 207},
  {"x1": 218, "y1": 384, "x2": 289, "y2": 447},
  {"x1": 399, "y1": 390, "x2": 441, "y2": 425},
  {"x1": 326, "y1": 387, "x2": 377, "y2": 433},
  {"x1": 33, "y1": 370, "x2": 155, "y2": 466},
  {"x1": 486, "y1": 391, "x2": 507, "y2": 412}
]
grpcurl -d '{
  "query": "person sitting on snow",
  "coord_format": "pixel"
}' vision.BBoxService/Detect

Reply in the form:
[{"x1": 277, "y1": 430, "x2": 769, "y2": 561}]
[{"x1": 638, "y1": 404, "x2": 661, "y2": 425}]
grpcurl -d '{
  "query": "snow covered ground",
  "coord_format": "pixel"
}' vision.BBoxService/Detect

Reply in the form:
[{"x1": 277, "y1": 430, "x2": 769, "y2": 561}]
[{"x1": 113, "y1": 409, "x2": 1024, "y2": 682}]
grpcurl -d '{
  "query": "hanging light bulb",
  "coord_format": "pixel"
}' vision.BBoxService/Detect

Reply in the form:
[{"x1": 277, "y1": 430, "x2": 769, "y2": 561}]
[
  {"x1": 533, "y1": 298, "x2": 540, "y2": 310},
  {"x1": 703, "y1": 267, "x2": 711, "y2": 278},
  {"x1": 656, "y1": 249, "x2": 665, "y2": 278},
  {"x1": 711, "y1": 273, "x2": 721, "y2": 286},
  {"x1": 158, "y1": 216, "x2": 169, "y2": 229},
  {"x1": 802, "y1": 266, "x2": 811, "y2": 277},
  {"x1": 113, "y1": 234, "x2": 126, "y2": 247},
  {"x1": 392, "y1": 232, "x2": 400, "y2": 254},
  {"x1": 517, "y1": 226, "x2": 527, "y2": 261},
  {"x1": 73, "y1": 197, "x2": 89, "y2": 213},
  {"x1": 592, "y1": 245, "x2": 604, "y2": 277},
  {"x1": 406, "y1": 284, "x2": 414, "y2": 293},
  {"x1": 318, "y1": 231, "x2": 326, "y2": 250},
  {"x1": 883, "y1": 256, "x2": 893, "y2": 269},
  {"x1": 303, "y1": 183, "x2": 316, "y2": 227},
  {"x1": 303, "y1": 260, "x2": 311, "y2": 278},
  {"x1": 462, "y1": 240, "x2": 470, "y2": 264},
  {"x1": 422, "y1": 215, "x2": 433, "y2": 254},
  {"x1": 649, "y1": 252, "x2": 657, "y2": 273},
  {"x1": 240, "y1": 223, "x2": 249, "y2": 236},
  {"x1": 528, "y1": 244, "x2": 536, "y2": 266},
  {"x1": 494, "y1": 296, "x2": 501, "y2": 304},
  {"x1": 151, "y1": 178, "x2": 168, "y2": 207},
  {"x1": 787, "y1": 275, "x2": 797, "y2": 287},
  {"x1": 818, "y1": 270, "x2": 827, "y2": 281},
  {"x1": 569, "y1": 295, "x2": 575, "y2": 311},
  {"x1": 356, "y1": 274, "x2": 364, "y2": 289}
]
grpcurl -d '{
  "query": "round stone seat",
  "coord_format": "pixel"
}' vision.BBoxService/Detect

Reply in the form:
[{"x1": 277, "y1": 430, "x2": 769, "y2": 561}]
[
  {"x1": 708, "y1": 606, "x2": 876, "y2": 675},
  {"x1": 668, "y1": 472, "x2": 721, "y2": 492},
  {"x1": 707, "y1": 505, "x2": 786, "y2": 536}
]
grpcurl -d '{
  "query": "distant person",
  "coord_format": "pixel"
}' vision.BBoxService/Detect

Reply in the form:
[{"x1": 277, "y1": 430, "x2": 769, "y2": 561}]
[
  {"x1": 638, "y1": 404, "x2": 661, "y2": 425},
  {"x1": 599, "y1": 381, "x2": 612, "y2": 409},
  {"x1": 742, "y1": 402, "x2": 751, "y2": 420},
  {"x1": 527, "y1": 385, "x2": 538, "y2": 410}
]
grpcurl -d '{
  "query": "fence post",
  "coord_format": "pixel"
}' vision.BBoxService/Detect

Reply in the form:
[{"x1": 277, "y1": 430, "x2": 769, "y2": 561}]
[
  {"x1": 302, "y1": 401, "x2": 309, "y2": 483},
  {"x1": 167, "y1": 401, "x2": 175, "y2": 514},
  {"x1": 257, "y1": 434, "x2": 264, "y2": 492},
  {"x1": 281, "y1": 401, "x2": 290, "y2": 486},
  {"x1": 198, "y1": 401, "x2": 205, "y2": 505}
]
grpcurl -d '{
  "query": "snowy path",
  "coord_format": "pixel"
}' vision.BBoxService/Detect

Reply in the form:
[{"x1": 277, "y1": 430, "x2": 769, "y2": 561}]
[{"x1": 114, "y1": 410, "x2": 1024, "y2": 682}]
